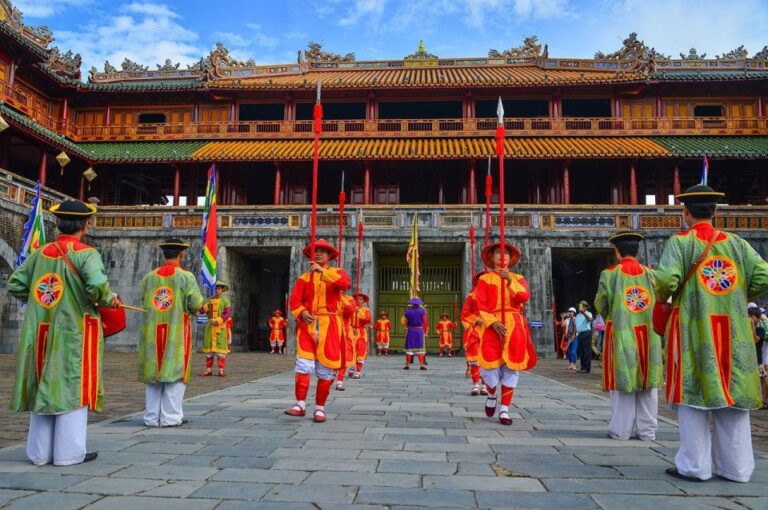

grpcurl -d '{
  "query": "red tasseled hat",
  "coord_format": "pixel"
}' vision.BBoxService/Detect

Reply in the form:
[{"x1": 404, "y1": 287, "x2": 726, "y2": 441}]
[
  {"x1": 353, "y1": 292, "x2": 369, "y2": 303},
  {"x1": 481, "y1": 242, "x2": 522, "y2": 268},
  {"x1": 302, "y1": 239, "x2": 340, "y2": 260}
]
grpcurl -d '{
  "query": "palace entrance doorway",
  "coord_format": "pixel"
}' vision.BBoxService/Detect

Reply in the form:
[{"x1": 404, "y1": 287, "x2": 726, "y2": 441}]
[
  {"x1": 375, "y1": 243, "x2": 464, "y2": 352},
  {"x1": 551, "y1": 246, "x2": 614, "y2": 328}
]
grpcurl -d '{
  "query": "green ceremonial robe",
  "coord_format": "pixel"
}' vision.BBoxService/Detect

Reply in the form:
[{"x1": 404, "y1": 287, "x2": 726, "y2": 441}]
[
  {"x1": 202, "y1": 296, "x2": 231, "y2": 354},
  {"x1": 654, "y1": 222, "x2": 768, "y2": 410},
  {"x1": 138, "y1": 261, "x2": 204, "y2": 384},
  {"x1": 8, "y1": 235, "x2": 115, "y2": 414},
  {"x1": 595, "y1": 257, "x2": 663, "y2": 393}
]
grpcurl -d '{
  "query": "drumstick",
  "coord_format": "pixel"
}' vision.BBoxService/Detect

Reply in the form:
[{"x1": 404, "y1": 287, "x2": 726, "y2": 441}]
[{"x1": 120, "y1": 304, "x2": 147, "y2": 313}]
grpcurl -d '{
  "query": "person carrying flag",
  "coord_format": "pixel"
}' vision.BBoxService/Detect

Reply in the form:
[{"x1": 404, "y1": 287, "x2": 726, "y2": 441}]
[
  {"x1": 138, "y1": 239, "x2": 204, "y2": 427},
  {"x1": 201, "y1": 282, "x2": 231, "y2": 377},
  {"x1": 286, "y1": 239, "x2": 351, "y2": 422},
  {"x1": 374, "y1": 311, "x2": 391, "y2": 356},
  {"x1": 476, "y1": 241, "x2": 537, "y2": 425},
  {"x1": 268, "y1": 310, "x2": 288, "y2": 354},
  {"x1": 9, "y1": 199, "x2": 120, "y2": 465}
]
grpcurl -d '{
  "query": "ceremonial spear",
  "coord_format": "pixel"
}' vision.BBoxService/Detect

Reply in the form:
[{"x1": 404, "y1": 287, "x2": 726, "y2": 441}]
[
  {"x1": 355, "y1": 219, "x2": 364, "y2": 294},
  {"x1": 310, "y1": 80, "x2": 322, "y2": 261},
  {"x1": 338, "y1": 171, "x2": 345, "y2": 266},
  {"x1": 484, "y1": 155, "x2": 492, "y2": 270},
  {"x1": 495, "y1": 97, "x2": 507, "y2": 323},
  {"x1": 469, "y1": 225, "x2": 476, "y2": 276}
]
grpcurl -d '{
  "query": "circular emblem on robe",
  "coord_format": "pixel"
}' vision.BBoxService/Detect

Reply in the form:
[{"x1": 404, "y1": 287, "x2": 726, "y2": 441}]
[
  {"x1": 623, "y1": 285, "x2": 651, "y2": 313},
  {"x1": 34, "y1": 273, "x2": 64, "y2": 308},
  {"x1": 152, "y1": 286, "x2": 175, "y2": 311},
  {"x1": 698, "y1": 255, "x2": 738, "y2": 295}
]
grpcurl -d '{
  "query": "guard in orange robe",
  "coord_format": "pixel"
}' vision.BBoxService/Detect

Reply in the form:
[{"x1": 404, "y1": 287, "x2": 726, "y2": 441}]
[
  {"x1": 374, "y1": 311, "x2": 391, "y2": 356},
  {"x1": 336, "y1": 293, "x2": 356, "y2": 391},
  {"x1": 436, "y1": 314, "x2": 456, "y2": 357},
  {"x1": 268, "y1": 310, "x2": 287, "y2": 354},
  {"x1": 461, "y1": 271, "x2": 488, "y2": 396},
  {"x1": 476, "y1": 242, "x2": 537, "y2": 425},
  {"x1": 285, "y1": 239, "x2": 351, "y2": 423},
  {"x1": 352, "y1": 293, "x2": 372, "y2": 379}
]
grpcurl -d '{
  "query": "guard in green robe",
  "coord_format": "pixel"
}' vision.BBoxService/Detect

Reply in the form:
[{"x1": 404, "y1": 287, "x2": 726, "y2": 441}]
[
  {"x1": 594, "y1": 231, "x2": 662, "y2": 441},
  {"x1": 138, "y1": 239, "x2": 204, "y2": 427},
  {"x1": 8, "y1": 199, "x2": 119, "y2": 466},
  {"x1": 654, "y1": 184, "x2": 768, "y2": 483},
  {"x1": 201, "y1": 282, "x2": 231, "y2": 376}
]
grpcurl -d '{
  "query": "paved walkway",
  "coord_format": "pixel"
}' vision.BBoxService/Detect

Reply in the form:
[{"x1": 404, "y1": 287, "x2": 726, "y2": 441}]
[{"x1": 0, "y1": 357, "x2": 765, "y2": 510}]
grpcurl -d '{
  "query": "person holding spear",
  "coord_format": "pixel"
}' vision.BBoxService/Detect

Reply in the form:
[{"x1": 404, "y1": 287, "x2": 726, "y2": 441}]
[
  {"x1": 475, "y1": 99, "x2": 537, "y2": 425},
  {"x1": 285, "y1": 82, "x2": 352, "y2": 422}
]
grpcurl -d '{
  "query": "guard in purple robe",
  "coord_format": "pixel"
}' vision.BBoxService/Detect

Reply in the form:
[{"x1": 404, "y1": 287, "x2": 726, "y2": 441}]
[{"x1": 402, "y1": 297, "x2": 428, "y2": 370}]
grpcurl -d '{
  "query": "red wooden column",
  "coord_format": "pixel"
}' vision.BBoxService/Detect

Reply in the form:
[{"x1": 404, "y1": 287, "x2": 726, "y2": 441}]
[
  {"x1": 629, "y1": 161, "x2": 638, "y2": 205},
  {"x1": 172, "y1": 164, "x2": 181, "y2": 206},
  {"x1": 673, "y1": 162, "x2": 682, "y2": 197},
  {"x1": 79, "y1": 175, "x2": 85, "y2": 201},
  {"x1": 367, "y1": 92, "x2": 376, "y2": 120},
  {"x1": 284, "y1": 94, "x2": 294, "y2": 121},
  {"x1": 562, "y1": 160, "x2": 570, "y2": 205},
  {"x1": 273, "y1": 162, "x2": 282, "y2": 205},
  {"x1": 363, "y1": 161, "x2": 371, "y2": 204},
  {"x1": 61, "y1": 98, "x2": 69, "y2": 129},
  {"x1": 551, "y1": 91, "x2": 561, "y2": 118},
  {"x1": 38, "y1": 151, "x2": 47, "y2": 186},
  {"x1": 438, "y1": 173, "x2": 445, "y2": 204},
  {"x1": 468, "y1": 160, "x2": 477, "y2": 204}
]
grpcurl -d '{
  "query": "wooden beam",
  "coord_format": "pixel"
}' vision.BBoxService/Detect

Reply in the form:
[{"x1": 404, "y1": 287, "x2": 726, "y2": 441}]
[
  {"x1": 673, "y1": 162, "x2": 682, "y2": 197},
  {"x1": 363, "y1": 161, "x2": 371, "y2": 205},
  {"x1": 172, "y1": 164, "x2": 181, "y2": 206},
  {"x1": 629, "y1": 161, "x2": 638, "y2": 205},
  {"x1": 468, "y1": 160, "x2": 477, "y2": 204},
  {"x1": 273, "y1": 162, "x2": 282, "y2": 205},
  {"x1": 562, "y1": 160, "x2": 570, "y2": 205},
  {"x1": 38, "y1": 151, "x2": 47, "y2": 186}
]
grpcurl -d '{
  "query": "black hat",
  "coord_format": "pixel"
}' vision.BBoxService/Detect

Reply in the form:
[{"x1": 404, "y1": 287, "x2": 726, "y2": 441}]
[
  {"x1": 49, "y1": 199, "x2": 97, "y2": 218},
  {"x1": 159, "y1": 239, "x2": 190, "y2": 249},
  {"x1": 609, "y1": 231, "x2": 644, "y2": 244},
  {"x1": 675, "y1": 184, "x2": 725, "y2": 204}
]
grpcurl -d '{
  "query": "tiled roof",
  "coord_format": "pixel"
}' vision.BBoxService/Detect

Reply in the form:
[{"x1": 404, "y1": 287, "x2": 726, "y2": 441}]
[
  {"x1": 208, "y1": 66, "x2": 645, "y2": 90},
  {"x1": 651, "y1": 70, "x2": 768, "y2": 81},
  {"x1": 82, "y1": 79, "x2": 204, "y2": 92},
  {"x1": 190, "y1": 137, "x2": 670, "y2": 161},
  {"x1": 77, "y1": 141, "x2": 209, "y2": 162},
  {"x1": 652, "y1": 136, "x2": 768, "y2": 157},
  {"x1": 0, "y1": 104, "x2": 86, "y2": 157}
]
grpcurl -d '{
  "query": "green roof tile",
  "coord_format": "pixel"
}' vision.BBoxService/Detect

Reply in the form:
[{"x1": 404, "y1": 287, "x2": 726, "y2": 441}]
[
  {"x1": 652, "y1": 136, "x2": 768, "y2": 158},
  {"x1": 0, "y1": 104, "x2": 85, "y2": 156},
  {"x1": 651, "y1": 70, "x2": 768, "y2": 81},
  {"x1": 77, "y1": 141, "x2": 207, "y2": 162}
]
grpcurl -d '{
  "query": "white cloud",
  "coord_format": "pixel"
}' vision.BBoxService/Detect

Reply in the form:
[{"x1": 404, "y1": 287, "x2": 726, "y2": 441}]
[
  {"x1": 338, "y1": 0, "x2": 389, "y2": 27},
  {"x1": 14, "y1": 0, "x2": 93, "y2": 19},
  {"x1": 53, "y1": 2, "x2": 205, "y2": 74}
]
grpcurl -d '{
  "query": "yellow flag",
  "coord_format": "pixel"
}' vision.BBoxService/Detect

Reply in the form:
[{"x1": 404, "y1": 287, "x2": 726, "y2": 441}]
[{"x1": 406, "y1": 213, "x2": 419, "y2": 299}]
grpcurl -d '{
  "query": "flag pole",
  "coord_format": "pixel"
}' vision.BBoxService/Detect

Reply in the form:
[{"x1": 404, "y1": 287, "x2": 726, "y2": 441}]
[
  {"x1": 469, "y1": 225, "x2": 476, "y2": 277},
  {"x1": 484, "y1": 155, "x2": 492, "y2": 270},
  {"x1": 356, "y1": 220, "x2": 364, "y2": 294},
  {"x1": 338, "y1": 171, "x2": 346, "y2": 266},
  {"x1": 310, "y1": 80, "x2": 322, "y2": 261},
  {"x1": 495, "y1": 97, "x2": 507, "y2": 324}
]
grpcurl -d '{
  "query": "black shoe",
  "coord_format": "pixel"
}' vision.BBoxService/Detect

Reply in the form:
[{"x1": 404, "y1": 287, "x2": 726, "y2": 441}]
[
  {"x1": 420, "y1": 366, "x2": 427, "y2": 371},
  {"x1": 403, "y1": 365, "x2": 410, "y2": 370},
  {"x1": 83, "y1": 452, "x2": 98, "y2": 463},
  {"x1": 577, "y1": 369, "x2": 590, "y2": 373},
  {"x1": 665, "y1": 467, "x2": 706, "y2": 482}
]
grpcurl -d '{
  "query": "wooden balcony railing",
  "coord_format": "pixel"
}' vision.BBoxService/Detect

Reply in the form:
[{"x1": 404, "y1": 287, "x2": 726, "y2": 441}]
[
  {"x1": 0, "y1": 78, "x2": 766, "y2": 143},
  {"x1": 68, "y1": 116, "x2": 768, "y2": 141}
]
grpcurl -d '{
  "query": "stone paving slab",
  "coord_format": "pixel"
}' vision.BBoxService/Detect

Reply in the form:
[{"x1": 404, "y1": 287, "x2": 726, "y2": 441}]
[{"x1": 0, "y1": 356, "x2": 765, "y2": 508}]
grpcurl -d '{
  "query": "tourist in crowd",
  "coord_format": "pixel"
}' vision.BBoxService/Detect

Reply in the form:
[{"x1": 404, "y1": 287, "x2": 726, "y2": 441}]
[
  {"x1": 476, "y1": 241, "x2": 537, "y2": 425},
  {"x1": 575, "y1": 301, "x2": 593, "y2": 374},
  {"x1": 138, "y1": 239, "x2": 204, "y2": 427},
  {"x1": 285, "y1": 239, "x2": 351, "y2": 423},
  {"x1": 595, "y1": 231, "x2": 662, "y2": 441},
  {"x1": 565, "y1": 307, "x2": 578, "y2": 370},
  {"x1": 655, "y1": 184, "x2": 768, "y2": 483},
  {"x1": 9, "y1": 199, "x2": 120, "y2": 465},
  {"x1": 592, "y1": 313, "x2": 606, "y2": 360}
]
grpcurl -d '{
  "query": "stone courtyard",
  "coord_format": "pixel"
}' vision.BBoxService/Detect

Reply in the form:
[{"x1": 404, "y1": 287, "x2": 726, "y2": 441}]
[{"x1": 0, "y1": 356, "x2": 765, "y2": 510}]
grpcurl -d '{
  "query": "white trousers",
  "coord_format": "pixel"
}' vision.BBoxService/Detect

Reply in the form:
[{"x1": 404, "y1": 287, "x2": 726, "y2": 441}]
[
  {"x1": 27, "y1": 406, "x2": 88, "y2": 466},
  {"x1": 481, "y1": 366, "x2": 519, "y2": 388},
  {"x1": 608, "y1": 388, "x2": 658, "y2": 440},
  {"x1": 675, "y1": 405, "x2": 754, "y2": 482},
  {"x1": 294, "y1": 357, "x2": 335, "y2": 380},
  {"x1": 144, "y1": 382, "x2": 186, "y2": 427}
]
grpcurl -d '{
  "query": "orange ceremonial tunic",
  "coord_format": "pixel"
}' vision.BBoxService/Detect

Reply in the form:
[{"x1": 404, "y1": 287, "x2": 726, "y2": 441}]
[
  {"x1": 289, "y1": 267, "x2": 351, "y2": 369},
  {"x1": 476, "y1": 271, "x2": 537, "y2": 371},
  {"x1": 341, "y1": 295, "x2": 356, "y2": 367},
  {"x1": 461, "y1": 291, "x2": 481, "y2": 363},
  {"x1": 374, "y1": 319, "x2": 391, "y2": 347},
  {"x1": 268, "y1": 316, "x2": 287, "y2": 344},
  {"x1": 354, "y1": 306, "x2": 372, "y2": 361},
  {"x1": 436, "y1": 320, "x2": 456, "y2": 348}
]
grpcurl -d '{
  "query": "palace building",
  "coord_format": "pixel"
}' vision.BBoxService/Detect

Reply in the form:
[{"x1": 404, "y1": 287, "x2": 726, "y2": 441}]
[{"x1": 0, "y1": 0, "x2": 766, "y2": 353}]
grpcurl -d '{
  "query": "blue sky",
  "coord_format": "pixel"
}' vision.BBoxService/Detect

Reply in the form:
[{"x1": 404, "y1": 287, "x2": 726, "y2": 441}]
[{"x1": 13, "y1": 0, "x2": 768, "y2": 74}]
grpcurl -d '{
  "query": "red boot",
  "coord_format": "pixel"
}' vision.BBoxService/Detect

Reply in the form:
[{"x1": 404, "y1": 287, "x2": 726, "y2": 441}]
[
  {"x1": 200, "y1": 356, "x2": 213, "y2": 376},
  {"x1": 217, "y1": 356, "x2": 226, "y2": 376}
]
